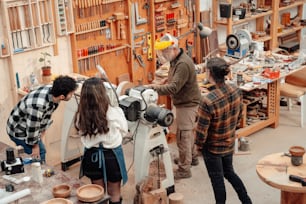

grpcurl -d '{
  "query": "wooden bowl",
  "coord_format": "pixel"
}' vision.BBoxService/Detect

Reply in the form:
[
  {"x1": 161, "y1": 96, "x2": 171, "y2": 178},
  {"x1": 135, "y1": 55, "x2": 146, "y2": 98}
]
[
  {"x1": 42, "y1": 198, "x2": 73, "y2": 204},
  {"x1": 77, "y1": 184, "x2": 104, "y2": 202},
  {"x1": 52, "y1": 184, "x2": 71, "y2": 198},
  {"x1": 289, "y1": 146, "x2": 305, "y2": 157}
]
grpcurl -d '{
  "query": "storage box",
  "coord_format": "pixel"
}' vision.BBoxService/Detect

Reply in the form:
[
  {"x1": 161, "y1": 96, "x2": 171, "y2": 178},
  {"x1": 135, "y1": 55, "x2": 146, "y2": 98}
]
[
  {"x1": 262, "y1": 68, "x2": 280, "y2": 79},
  {"x1": 219, "y1": 4, "x2": 232, "y2": 18}
]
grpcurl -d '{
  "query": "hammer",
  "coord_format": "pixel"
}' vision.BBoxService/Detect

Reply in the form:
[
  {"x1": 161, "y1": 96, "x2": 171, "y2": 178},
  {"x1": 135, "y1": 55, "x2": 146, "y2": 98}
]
[{"x1": 289, "y1": 175, "x2": 306, "y2": 186}]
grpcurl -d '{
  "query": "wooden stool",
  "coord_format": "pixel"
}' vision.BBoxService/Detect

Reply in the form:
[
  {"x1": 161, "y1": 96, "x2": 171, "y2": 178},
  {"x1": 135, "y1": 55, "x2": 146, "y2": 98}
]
[
  {"x1": 168, "y1": 192, "x2": 184, "y2": 204},
  {"x1": 280, "y1": 83, "x2": 306, "y2": 127}
]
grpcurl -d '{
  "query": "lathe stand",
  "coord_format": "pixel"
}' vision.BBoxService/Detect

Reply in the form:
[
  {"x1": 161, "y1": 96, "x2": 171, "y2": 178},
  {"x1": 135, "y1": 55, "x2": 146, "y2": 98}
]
[{"x1": 133, "y1": 121, "x2": 175, "y2": 195}]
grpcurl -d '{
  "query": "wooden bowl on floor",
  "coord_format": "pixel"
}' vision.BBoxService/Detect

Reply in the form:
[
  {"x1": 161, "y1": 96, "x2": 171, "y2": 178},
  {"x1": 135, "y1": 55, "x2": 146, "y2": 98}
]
[
  {"x1": 52, "y1": 184, "x2": 71, "y2": 198},
  {"x1": 76, "y1": 184, "x2": 104, "y2": 202},
  {"x1": 42, "y1": 198, "x2": 73, "y2": 204}
]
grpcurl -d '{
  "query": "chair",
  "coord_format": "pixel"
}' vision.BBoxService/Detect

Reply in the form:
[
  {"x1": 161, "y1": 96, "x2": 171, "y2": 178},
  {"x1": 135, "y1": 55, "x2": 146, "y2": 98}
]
[
  {"x1": 285, "y1": 67, "x2": 306, "y2": 87},
  {"x1": 280, "y1": 82, "x2": 306, "y2": 127}
]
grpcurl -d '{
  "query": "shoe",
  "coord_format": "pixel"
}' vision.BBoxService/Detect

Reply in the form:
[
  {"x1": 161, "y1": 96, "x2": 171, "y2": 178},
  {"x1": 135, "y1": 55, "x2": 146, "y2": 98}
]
[
  {"x1": 174, "y1": 169, "x2": 192, "y2": 180},
  {"x1": 174, "y1": 157, "x2": 199, "y2": 166},
  {"x1": 191, "y1": 158, "x2": 199, "y2": 166},
  {"x1": 174, "y1": 157, "x2": 179, "y2": 165},
  {"x1": 280, "y1": 100, "x2": 287, "y2": 106}
]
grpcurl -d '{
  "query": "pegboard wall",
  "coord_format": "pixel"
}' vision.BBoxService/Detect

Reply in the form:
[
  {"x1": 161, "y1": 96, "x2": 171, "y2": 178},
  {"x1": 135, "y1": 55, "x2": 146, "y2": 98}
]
[{"x1": 70, "y1": 0, "x2": 200, "y2": 84}]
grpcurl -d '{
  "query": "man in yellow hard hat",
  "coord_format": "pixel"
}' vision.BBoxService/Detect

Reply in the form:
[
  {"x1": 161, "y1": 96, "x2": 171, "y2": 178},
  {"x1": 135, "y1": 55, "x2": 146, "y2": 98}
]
[{"x1": 147, "y1": 34, "x2": 201, "y2": 179}]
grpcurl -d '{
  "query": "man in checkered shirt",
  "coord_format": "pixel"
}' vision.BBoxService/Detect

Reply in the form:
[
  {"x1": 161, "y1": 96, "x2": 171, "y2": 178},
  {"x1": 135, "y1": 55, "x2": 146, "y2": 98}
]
[{"x1": 7, "y1": 75, "x2": 78, "y2": 164}]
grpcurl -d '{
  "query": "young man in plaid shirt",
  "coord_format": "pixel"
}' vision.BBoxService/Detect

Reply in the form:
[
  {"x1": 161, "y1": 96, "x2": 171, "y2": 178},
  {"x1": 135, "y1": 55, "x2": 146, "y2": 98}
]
[{"x1": 7, "y1": 75, "x2": 78, "y2": 164}]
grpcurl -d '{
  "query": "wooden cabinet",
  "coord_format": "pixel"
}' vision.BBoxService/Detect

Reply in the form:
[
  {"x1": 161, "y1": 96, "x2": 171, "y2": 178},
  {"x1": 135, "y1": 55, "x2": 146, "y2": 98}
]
[
  {"x1": 55, "y1": 0, "x2": 75, "y2": 36},
  {"x1": 0, "y1": 0, "x2": 56, "y2": 55},
  {"x1": 212, "y1": 0, "x2": 305, "y2": 51}
]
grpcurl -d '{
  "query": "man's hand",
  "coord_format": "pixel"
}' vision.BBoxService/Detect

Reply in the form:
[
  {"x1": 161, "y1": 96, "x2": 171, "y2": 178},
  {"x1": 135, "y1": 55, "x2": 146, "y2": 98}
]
[
  {"x1": 31, "y1": 144, "x2": 40, "y2": 160},
  {"x1": 144, "y1": 84, "x2": 157, "y2": 89}
]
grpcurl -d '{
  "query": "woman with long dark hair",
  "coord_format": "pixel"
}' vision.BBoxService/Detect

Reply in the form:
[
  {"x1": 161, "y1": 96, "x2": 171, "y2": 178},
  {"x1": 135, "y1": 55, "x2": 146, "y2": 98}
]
[{"x1": 75, "y1": 77, "x2": 128, "y2": 204}]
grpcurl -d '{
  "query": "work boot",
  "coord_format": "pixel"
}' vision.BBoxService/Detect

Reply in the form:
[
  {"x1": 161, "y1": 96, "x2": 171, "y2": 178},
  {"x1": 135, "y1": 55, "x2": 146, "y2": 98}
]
[
  {"x1": 109, "y1": 198, "x2": 122, "y2": 204},
  {"x1": 174, "y1": 157, "x2": 199, "y2": 166},
  {"x1": 191, "y1": 157, "x2": 199, "y2": 166},
  {"x1": 174, "y1": 169, "x2": 191, "y2": 180}
]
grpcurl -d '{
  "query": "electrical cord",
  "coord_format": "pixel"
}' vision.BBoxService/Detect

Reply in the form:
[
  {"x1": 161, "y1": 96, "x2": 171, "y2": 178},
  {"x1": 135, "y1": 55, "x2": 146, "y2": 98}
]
[{"x1": 125, "y1": 120, "x2": 141, "y2": 173}]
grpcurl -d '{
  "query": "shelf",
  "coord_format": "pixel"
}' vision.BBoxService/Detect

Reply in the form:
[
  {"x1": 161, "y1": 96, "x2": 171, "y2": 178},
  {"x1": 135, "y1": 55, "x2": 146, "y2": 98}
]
[
  {"x1": 256, "y1": 35, "x2": 272, "y2": 42},
  {"x1": 215, "y1": 11, "x2": 272, "y2": 26},
  {"x1": 77, "y1": 45, "x2": 129, "y2": 60},
  {"x1": 75, "y1": 26, "x2": 109, "y2": 36},
  {"x1": 277, "y1": 25, "x2": 303, "y2": 37},
  {"x1": 0, "y1": 55, "x2": 10, "y2": 58},
  {"x1": 279, "y1": 1, "x2": 305, "y2": 12}
]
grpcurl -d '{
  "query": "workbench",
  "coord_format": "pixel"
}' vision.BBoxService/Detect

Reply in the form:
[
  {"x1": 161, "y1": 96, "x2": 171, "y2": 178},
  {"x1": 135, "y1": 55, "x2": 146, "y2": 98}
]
[
  {"x1": 196, "y1": 54, "x2": 306, "y2": 138},
  {"x1": 235, "y1": 64, "x2": 306, "y2": 138},
  {"x1": 0, "y1": 141, "x2": 111, "y2": 203}
]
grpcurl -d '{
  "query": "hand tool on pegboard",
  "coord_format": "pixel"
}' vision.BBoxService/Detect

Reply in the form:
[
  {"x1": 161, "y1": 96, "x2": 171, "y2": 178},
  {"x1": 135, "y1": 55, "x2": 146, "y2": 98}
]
[
  {"x1": 146, "y1": 33, "x2": 152, "y2": 61},
  {"x1": 23, "y1": 4, "x2": 31, "y2": 47},
  {"x1": 131, "y1": 3, "x2": 145, "y2": 35},
  {"x1": 185, "y1": 39, "x2": 193, "y2": 58},
  {"x1": 134, "y1": 2, "x2": 147, "y2": 25},
  {"x1": 8, "y1": 7, "x2": 16, "y2": 50},
  {"x1": 39, "y1": 1, "x2": 46, "y2": 43},
  {"x1": 14, "y1": 6, "x2": 23, "y2": 49},
  {"x1": 43, "y1": 0, "x2": 51, "y2": 43},
  {"x1": 177, "y1": 28, "x2": 196, "y2": 40},
  {"x1": 31, "y1": 3, "x2": 39, "y2": 46},
  {"x1": 133, "y1": 50, "x2": 145, "y2": 68},
  {"x1": 113, "y1": 12, "x2": 127, "y2": 40},
  {"x1": 143, "y1": 0, "x2": 150, "y2": 25}
]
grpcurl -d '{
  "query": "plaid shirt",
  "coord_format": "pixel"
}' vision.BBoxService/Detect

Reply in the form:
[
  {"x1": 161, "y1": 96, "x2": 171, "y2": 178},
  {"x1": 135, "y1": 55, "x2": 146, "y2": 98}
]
[
  {"x1": 6, "y1": 85, "x2": 58, "y2": 145},
  {"x1": 196, "y1": 83, "x2": 242, "y2": 155}
]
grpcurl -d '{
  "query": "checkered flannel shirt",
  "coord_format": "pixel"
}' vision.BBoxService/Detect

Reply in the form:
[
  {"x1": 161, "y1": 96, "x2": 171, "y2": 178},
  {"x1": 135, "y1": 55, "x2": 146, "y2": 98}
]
[
  {"x1": 196, "y1": 83, "x2": 243, "y2": 155},
  {"x1": 6, "y1": 85, "x2": 59, "y2": 145}
]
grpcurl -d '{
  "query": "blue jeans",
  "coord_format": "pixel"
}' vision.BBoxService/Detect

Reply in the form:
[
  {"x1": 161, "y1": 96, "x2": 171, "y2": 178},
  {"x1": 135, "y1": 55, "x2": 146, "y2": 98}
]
[
  {"x1": 9, "y1": 136, "x2": 46, "y2": 163},
  {"x1": 202, "y1": 147, "x2": 252, "y2": 204}
]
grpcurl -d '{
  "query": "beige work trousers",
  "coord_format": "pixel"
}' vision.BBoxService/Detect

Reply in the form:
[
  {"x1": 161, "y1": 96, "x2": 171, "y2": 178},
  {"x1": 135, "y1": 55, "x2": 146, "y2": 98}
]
[{"x1": 175, "y1": 105, "x2": 198, "y2": 172}]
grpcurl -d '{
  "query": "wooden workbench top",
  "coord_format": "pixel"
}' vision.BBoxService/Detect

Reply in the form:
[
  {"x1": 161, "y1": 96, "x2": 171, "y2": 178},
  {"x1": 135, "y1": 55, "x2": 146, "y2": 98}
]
[{"x1": 256, "y1": 152, "x2": 306, "y2": 194}]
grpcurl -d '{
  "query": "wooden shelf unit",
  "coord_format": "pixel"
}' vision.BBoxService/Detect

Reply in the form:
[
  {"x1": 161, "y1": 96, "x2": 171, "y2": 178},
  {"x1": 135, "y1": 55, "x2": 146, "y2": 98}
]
[
  {"x1": 237, "y1": 78, "x2": 279, "y2": 138},
  {"x1": 271, "y1": 0, "x2": 305, "y2": 48},
  {"x1": 212, "y1": 0, "x2": 306, "y2": 50},
  {"x1": 55, "y1": 0, "x2": 75, "y2": 36},
  {"x1": 0, "y1": 0, "x2": 56, "y2": 55}
]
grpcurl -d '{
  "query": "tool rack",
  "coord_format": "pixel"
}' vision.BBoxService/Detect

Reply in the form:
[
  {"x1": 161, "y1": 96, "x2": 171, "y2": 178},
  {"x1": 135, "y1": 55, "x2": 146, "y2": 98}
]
[
  {"x1": 0, "y1": 0, "x2": 56, "y2": 56},
  {"x1": 55, "y1": 0, "x2": 75, "y2": 36},
  {"x1": 69, "y1": 0, "x2": 200, "y2": 84}
]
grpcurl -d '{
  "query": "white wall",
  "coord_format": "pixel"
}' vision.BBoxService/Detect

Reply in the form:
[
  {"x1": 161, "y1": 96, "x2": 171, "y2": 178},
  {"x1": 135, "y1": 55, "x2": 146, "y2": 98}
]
[{"x1": 0, "y1": 35, "x2": 73, "y2": 146}]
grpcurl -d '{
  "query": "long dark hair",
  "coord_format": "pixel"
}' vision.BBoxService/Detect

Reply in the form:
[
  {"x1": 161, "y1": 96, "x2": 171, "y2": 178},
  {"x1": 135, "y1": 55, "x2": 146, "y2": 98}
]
[{"x1": 74, "y1": 77, "x2": 110, "y2": 137}]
